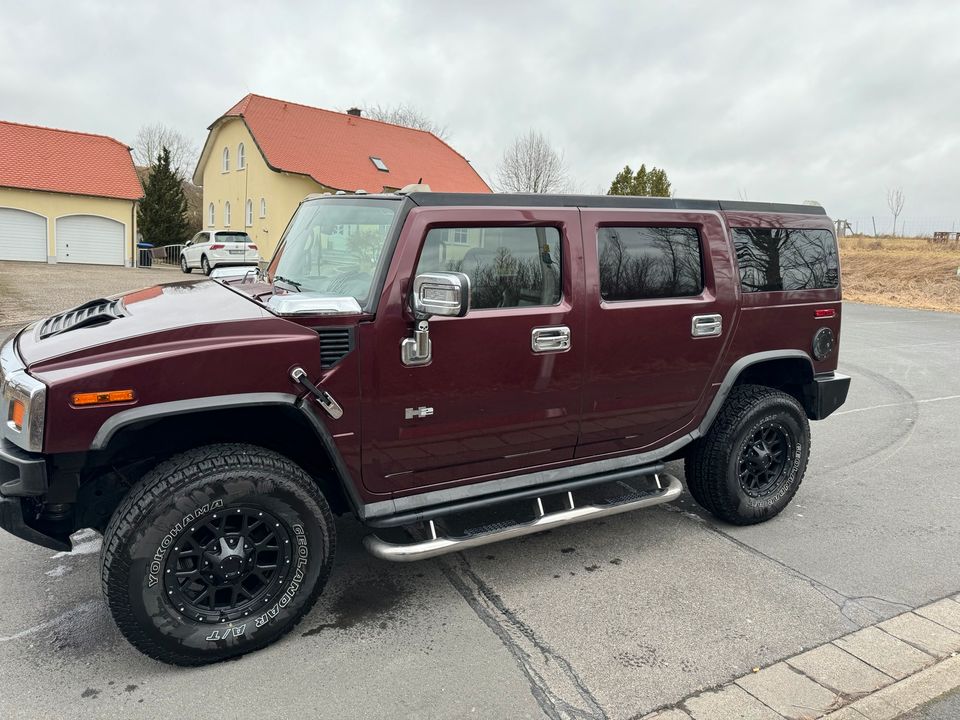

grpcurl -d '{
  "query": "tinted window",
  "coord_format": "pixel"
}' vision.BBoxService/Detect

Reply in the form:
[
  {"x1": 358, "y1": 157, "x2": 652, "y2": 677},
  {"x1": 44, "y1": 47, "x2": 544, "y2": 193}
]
[
  {"x1": 415, "y1": 226, "x2": 561, "y2": 309},
  {"x1": 215, "y1": 232, "x2": 252, "y2": 243},
  {"x1": 733, "y1": 228, "x2": 839, "y2": 292},
  {"x1": 598, "y1": 227, "x2": 703, "y2": 300}
]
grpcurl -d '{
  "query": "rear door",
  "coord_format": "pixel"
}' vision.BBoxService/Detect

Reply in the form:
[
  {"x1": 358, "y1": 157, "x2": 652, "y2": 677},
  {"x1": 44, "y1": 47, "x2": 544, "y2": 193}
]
[
  {"x1": 360, "y1": 206, "x2": 586, "y2": 495},
  {"x1": 577, "y1": 209, "x2": 737, "y2": 457}
]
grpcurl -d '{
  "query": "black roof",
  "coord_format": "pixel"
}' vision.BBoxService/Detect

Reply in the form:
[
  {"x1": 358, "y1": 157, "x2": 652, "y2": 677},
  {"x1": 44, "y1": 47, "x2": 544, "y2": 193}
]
[{"x1": 406, "y1": 192, "x2": 827, "y2": 216}]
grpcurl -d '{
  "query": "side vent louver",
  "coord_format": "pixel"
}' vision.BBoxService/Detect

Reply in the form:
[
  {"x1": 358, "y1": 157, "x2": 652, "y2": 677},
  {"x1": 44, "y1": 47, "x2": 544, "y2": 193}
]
[
  {"x1": 38, "y1": 299, "x2": 126, "y2": 339},
  {"x1": 317, "y1": 328, "x2": 354, "y2": 369}
]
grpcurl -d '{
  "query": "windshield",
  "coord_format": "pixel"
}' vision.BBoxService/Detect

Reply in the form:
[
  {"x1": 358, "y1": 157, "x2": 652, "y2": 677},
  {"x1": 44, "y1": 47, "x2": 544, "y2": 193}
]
[{"x1": 270, "y1": 199, "x2": 400, "y2": 305}]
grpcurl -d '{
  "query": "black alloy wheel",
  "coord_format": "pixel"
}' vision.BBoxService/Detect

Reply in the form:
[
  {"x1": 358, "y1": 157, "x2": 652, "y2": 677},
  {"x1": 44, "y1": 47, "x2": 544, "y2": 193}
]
[
  {"x1": 165, "y1": 506, "x2": 293, "y2": 624},
  {"x1": 737, "y1": 423, "x2": 791, "y2": 498}
]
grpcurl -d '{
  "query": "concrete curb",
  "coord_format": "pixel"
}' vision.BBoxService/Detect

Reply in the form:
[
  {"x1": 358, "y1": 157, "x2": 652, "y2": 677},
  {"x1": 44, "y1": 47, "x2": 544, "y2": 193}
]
[{"x1": 641, "y1": 595, "x2": 960, "y2": 720}]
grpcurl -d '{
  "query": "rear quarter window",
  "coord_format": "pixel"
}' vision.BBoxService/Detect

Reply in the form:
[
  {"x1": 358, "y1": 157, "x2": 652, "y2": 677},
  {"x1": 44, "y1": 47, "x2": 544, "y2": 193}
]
[{"x1": 733, "y1": 228, "x2": 839, "y2": 292}]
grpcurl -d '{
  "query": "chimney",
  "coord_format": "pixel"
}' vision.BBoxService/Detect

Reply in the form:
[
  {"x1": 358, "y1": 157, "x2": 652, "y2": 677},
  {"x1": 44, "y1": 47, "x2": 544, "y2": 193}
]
[{"x1": 346, "y1": 107, "x2": 362, "y2": 117}]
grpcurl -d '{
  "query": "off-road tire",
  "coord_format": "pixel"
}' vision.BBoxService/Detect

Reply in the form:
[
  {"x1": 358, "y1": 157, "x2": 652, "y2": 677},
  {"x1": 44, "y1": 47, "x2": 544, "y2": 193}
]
[
  {"x1": 180, "y1": 255, "x2": 191, "y2": 273},
  {"x1": 100, "y1": 444, "x2": 335, "y2": 666},
  {"x1": 201, "y1": 255, "x2": 211, "y2": 275},
  {"x1": 684, "y1": 384, "x2": 810, "y2": 525}
]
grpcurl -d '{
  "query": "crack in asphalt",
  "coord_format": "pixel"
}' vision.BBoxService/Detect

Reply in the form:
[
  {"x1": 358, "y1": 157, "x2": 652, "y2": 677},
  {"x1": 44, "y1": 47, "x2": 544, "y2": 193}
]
[{"x1": 439, "y1": 553, "x2": 608, "y2": 720}]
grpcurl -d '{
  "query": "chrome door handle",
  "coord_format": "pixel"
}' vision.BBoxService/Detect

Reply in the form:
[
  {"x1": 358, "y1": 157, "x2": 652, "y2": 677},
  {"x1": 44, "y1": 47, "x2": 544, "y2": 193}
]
[
  {"x1": 691, "y1": 314, "x2": 722, "y2": 338},
  {"x1": 531, "y1": 326, "x2": 571, "y2": 353}
]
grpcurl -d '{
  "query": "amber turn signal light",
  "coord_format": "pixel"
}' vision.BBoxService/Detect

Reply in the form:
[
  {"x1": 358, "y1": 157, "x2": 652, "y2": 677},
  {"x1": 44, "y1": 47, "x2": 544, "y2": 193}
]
[
  {"x1": 10, "y1": 399, "x2": 25, "y2": 429},
  {"x1": 71, "y1": 389, "x2": 136, "y2": 406}
]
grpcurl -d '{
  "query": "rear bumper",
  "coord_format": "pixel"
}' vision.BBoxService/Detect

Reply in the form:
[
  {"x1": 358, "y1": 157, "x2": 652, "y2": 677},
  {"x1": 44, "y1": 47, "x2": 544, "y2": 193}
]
[
  {"x1": 805, "y1": 372, "x2": 851, "y2": 420},
  {"x1": 0, "y1": 439, "x2": 68, "y2": 551}
]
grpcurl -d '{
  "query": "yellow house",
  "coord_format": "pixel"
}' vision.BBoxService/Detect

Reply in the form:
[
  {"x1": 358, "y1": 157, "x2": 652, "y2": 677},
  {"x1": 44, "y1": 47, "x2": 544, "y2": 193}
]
[
  {"x1": 194, "y1": 94, "x2": 490, "y2": 259},
  {"x1": 0, "y1": 120, "x2": 143, "y2": 266}
]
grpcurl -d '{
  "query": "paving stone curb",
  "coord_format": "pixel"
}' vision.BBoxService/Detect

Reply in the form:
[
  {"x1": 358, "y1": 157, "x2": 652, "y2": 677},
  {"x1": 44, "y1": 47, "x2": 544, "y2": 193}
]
[{"x1": 640, "y1": 596, "x2": 960, "y2": 720}]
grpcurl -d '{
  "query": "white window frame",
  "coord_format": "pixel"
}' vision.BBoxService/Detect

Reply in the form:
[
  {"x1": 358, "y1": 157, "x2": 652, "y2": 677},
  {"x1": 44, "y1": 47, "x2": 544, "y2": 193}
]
[
  {"x1": 207, "y1": 202, "x2": 215, "y2": 227},
  {"x1": 452, "y1": 228, "x2": 469, "y2": 245},
  {"x1": 222, "y1": 147, "x2": 230, "y2": 172},
  {"x1": 245, "y1": 199, "x2": 253, "y2": 227},
  {"x1": 224, "y1": 201, "x2": 231, "y2": 227},
  {"x1": 237, "y1": 142, "x2": 246, "y2": 170},
  {"x1": 259, "y1": 197, "x2": 267, "y2": 218}
]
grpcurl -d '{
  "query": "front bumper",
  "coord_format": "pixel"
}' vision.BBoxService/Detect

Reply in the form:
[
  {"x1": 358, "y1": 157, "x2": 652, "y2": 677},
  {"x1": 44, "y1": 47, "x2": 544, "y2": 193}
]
[
  {"x1": 0, "y1": 439, "x2": 67, "y2": 551},
  {"x1": 805, "y1": 372, "x2": 851, "y2": 420}
]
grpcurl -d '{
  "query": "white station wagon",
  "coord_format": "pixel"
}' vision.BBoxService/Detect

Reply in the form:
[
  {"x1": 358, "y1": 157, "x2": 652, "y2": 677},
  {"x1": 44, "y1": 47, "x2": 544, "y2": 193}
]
[{"x1": 180, "y1": 231, "x2": 262, "y2": 275}]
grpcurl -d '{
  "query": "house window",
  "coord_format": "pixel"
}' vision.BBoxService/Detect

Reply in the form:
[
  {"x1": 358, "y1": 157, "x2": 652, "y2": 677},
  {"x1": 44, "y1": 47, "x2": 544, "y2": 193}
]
[
  {"x1": 451, "y1": 228, "x2": 469, "y2": 245},
  {"x1": 237, "y1": 143, "x2": 246, "y2": 170},
  {"x1": 370, "y1": 156, "x2": 389, "y2": 172},
  {"x1": 222, "y1": 147, "x2": 230, "y2": 172},
  {"x1": 245, "y1": 199, "x2": 254, "y2": 227},
  {"x1": 260, "y1": 198, "x2": 267, "y2": 218},
  {"x1": 207, "y1": 202, "x2": 215, "y2": 226},
  {"x1": 224, "y1": 201, "x2": 231, "y2": 227}
]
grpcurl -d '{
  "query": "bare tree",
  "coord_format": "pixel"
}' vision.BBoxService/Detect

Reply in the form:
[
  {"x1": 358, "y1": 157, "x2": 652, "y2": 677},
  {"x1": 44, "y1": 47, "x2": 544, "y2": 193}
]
[
  {"x1": 495, "y1": 130, "x2": 570, "y2": 194},
  {"x1": 362, "y1": 103, "x2": 448, "y2": 140},
  {"x1": 886, "y1": 187, "x2": 905, "y2": 237},
  {"x1": 132, "y1": 123, "x2": 199, "y2": 178}
]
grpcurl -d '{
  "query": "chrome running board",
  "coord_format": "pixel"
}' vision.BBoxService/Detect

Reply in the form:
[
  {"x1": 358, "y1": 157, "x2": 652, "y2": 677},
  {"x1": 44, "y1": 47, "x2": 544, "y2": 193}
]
[{"x1": 363, "y1": 473, "x2": 682, "y2": 562}]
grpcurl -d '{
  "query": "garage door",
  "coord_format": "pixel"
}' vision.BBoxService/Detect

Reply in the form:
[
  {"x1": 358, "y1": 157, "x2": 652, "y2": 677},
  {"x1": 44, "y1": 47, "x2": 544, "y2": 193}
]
[
  {"x1": 56, "y1": 215, "x2": 124, "y2": 265},
  {"x1": 0, "y1": 208, "x2": 47, "y2": 262}
]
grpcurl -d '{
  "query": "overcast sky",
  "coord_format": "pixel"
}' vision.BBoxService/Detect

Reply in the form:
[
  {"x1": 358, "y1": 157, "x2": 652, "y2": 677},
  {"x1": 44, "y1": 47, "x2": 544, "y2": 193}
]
[{"x1": 2, "y1": 0, "x2": 958, "y2": 231}]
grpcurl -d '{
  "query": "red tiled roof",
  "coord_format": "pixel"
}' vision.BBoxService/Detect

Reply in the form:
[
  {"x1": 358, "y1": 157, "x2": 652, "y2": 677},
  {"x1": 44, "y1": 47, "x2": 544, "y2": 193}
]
[
  {"x1": 0, "y1": 120, "x2": 143, "y2": 200},
  {"x1": 214, "y1": 94, "x2": 490, "y2": 193}
]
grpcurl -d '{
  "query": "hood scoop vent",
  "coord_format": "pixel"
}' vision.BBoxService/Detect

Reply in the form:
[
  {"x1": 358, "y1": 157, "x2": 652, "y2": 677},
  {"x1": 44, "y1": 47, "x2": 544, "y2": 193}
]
[
  {"x1": 317, "y1": 327, "x2": 354, "y2": 369},
  {"x1": 38, "y1": 298, "x2": 126, "y2": 339}
]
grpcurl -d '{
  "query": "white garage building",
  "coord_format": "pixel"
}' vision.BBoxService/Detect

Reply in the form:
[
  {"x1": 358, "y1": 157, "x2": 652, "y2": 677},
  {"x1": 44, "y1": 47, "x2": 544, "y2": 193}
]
[{"x1": 0, "y1": 120, "x2": 142, "y2": 266}]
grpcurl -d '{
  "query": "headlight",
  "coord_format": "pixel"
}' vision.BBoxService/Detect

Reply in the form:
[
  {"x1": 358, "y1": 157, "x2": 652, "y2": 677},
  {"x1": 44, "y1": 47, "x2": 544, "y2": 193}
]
[{"x1": 1, "y1": 337, "x2": 46, "y2": 452}]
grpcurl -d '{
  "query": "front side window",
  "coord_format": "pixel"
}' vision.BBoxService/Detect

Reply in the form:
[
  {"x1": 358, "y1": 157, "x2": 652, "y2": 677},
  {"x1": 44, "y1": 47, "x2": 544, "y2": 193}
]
[
  {"x1": 222, "y1": 147, "x2": 230, "y2": 172},
  {"x1": 207, "y1": 202, "x2": 215, "y2": 226},
  {"x1": 224, "y1": 201, "x2": 231, "y2": 226},
  {"x1": 415, "y1": 226, "x2": 562, "y2": 309},
  {"x1": 271, "y1": 199, "x2": 400, "y2": 306},
  {"x1": 598, "y1": 226, "x2": 703, "y2": 300},
  {"x1": 245, "y1": 199, "x2": 253, "y2": 226},
  {"x1": 733, "y1": 228, "x2": 839, "y2": 292},
  {"x1": 237, "y1": 142, "x2": 246, "y2": 169}
]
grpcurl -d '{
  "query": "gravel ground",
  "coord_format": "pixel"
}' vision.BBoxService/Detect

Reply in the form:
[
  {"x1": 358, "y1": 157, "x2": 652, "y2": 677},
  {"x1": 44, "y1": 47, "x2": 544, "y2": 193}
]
[{"x1": 0, "y1": 260, "x2": 179, "y2": 327}]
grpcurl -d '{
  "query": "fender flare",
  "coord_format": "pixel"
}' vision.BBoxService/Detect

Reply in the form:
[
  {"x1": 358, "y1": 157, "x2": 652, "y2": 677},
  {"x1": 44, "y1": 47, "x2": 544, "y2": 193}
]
[
  {"x1": 697, "y1": 350, "x2": 815, "y2": 436},
  {"x1": 89, "y1": 392, "x2": 365, "y2": 516}
]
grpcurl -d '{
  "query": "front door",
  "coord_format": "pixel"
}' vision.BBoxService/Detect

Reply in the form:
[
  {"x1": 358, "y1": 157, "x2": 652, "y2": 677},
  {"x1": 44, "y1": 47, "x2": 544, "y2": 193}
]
[
  {"x1": 360, "y1": 206, "x2": 585, "y2": 496},
  {"x1": 576, "y1": 209, "x2": 737, "y2": 457}
]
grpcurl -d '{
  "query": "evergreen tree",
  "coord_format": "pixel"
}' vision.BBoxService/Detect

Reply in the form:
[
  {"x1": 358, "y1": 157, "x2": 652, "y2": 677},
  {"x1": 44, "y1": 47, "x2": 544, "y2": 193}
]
[
  {"x1": 607, "y1": 163, "x2": 671, "y2": 197},
  {"x1": 138, "y1": 146, "x2": 189, "y2": 246}
]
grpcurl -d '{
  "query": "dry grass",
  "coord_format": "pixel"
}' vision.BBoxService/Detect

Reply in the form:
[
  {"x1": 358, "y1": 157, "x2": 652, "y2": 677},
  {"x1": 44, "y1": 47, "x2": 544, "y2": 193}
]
[{"x1": 839, "y1": 235, "x2": 960, "y2": 313}]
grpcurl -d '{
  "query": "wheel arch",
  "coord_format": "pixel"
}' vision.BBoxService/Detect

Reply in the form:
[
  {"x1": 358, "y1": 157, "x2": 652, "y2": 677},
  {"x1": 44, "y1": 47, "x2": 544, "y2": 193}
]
[
  {"x1": 699, "y1": 351, "x2": 816, "y2": 436},
  {"x1": 81, "y1": 398, "x2": 358, "y2": 528}
]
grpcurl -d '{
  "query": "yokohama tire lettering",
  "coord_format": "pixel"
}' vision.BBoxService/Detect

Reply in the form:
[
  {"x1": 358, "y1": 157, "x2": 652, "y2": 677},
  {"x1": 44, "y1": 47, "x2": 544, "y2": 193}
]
[{"x1": 147, "y1": 499, "x2": 224, "y2": 588}]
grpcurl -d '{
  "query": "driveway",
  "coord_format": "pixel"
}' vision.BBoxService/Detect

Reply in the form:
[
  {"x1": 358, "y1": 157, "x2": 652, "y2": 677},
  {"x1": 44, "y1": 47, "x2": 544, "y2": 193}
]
[
  {"x1": 0, "y1": 260, "x2": 178, "y2": 328},
  {"x1": 0, "y1": 302, "x2": 958, "y2": 719}
]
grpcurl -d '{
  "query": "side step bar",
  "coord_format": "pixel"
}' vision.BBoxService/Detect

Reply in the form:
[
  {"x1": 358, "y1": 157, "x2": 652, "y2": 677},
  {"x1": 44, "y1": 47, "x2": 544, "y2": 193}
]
[{"x1": 363, "y1": 473, "x2": 683, "y2": 562}]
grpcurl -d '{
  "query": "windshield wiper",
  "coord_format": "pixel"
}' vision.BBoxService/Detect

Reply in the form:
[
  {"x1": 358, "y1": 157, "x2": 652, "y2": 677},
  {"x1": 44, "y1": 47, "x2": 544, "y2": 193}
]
[{"x1": 272, "y1": 275, "x2": 302, "y2": 293}]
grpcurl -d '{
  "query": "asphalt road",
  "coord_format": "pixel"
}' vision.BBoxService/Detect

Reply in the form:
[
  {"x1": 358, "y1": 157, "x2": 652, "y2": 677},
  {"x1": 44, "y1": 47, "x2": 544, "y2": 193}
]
[
  {"x1": 1, "y1": 301, "x2": 958, "y2": 720},
  {"x1": 902, "y1": 687, "x2": 960, "y2": 719}
]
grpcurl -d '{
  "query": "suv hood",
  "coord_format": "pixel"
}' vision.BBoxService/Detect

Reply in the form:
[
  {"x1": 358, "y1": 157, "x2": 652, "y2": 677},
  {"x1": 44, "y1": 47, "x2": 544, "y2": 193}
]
[{"x1": 17, "y1": 280, "x2": 274, "y2": 368}]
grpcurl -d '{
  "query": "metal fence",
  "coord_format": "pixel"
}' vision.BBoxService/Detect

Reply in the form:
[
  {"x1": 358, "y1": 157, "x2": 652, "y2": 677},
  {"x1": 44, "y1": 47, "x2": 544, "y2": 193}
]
[{"x1": 137, "y1": 244, "x2": 184, "y2": 269}]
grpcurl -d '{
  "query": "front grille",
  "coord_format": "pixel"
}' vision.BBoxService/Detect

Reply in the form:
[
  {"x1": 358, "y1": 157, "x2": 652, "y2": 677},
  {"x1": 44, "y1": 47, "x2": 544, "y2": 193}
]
[
  {"x1": 316, "y1": 328, "x2": 354, "y2": 369},
  {"x1": 38, "y1": 299, "x2": 125, "y2": 339}
]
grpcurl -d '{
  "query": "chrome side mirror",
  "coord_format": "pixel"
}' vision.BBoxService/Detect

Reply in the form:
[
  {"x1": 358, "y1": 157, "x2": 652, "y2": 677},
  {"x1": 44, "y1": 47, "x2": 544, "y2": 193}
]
[
  {"x1": 403, "y1": 272, "x2": 471, "y2": 367},
  {"x1": 411, "y1": 272, "x2": 471, "y2": 319}
]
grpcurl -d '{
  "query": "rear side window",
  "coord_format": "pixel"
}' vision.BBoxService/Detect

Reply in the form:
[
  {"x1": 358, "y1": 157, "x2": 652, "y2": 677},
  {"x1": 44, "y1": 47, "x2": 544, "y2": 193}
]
[
  {"x1": 733, "y1": 228, "x2": 839, "y2": 292},
  {"x1": 415, "y1": 226, "x2": 561, "y2": 309},
  {"x1": 598, "y1": 227, "x2": 703, "y2": 300}
]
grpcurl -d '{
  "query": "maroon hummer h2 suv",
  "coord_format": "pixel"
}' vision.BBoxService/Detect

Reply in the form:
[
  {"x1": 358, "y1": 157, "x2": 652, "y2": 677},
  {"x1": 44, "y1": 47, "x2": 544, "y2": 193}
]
[{"x1": 0, "y1": 190, "x2": 849, "y2": 664}]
